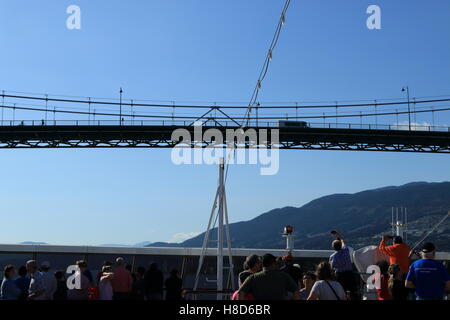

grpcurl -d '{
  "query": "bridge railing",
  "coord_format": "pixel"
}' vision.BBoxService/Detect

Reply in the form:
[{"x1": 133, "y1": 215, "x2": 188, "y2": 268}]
[{"x1": 0, "y1": 119, "x2": 449, "y2": 132}]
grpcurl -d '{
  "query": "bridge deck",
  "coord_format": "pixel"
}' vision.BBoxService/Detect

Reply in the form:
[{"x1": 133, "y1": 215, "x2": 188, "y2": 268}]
[{"x1": 0, "y1": 125, "x2": 450, "y2": 152}]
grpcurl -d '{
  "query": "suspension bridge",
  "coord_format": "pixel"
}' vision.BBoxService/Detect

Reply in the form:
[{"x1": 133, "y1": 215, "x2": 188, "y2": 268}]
[{"x1": 1, "y1": 92, "x2": 450, "y2": 153}]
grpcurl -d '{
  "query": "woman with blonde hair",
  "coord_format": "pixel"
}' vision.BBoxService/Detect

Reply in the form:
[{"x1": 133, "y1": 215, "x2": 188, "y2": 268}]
[{"x1": 388, "y1": 264, "x2": 408, "y2": 300}]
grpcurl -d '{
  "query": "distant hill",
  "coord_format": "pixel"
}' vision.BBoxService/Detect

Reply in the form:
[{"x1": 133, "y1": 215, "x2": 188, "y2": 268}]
[
  {"x1": 98, "y1": 241, "x2": 155, "y2": 247},
  {"x1": 147, "y1": 182, "x2": 450, "y2": 251},
  {"x1": 19, "y1": 241, "x2": 48, "y2": 245}
]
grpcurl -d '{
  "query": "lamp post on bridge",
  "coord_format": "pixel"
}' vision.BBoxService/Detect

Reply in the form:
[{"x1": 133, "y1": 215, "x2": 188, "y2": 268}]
[
  {"x1": 402, "y1": 86, "x2": 411, "y2": 131},
  {"x1": 119, "y1": 87, "x2": 123, "y2": 126}
]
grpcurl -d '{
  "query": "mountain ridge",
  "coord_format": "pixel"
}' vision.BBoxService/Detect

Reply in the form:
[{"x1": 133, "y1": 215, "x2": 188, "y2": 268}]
[{"x1": 146, "y1": 181, "x2": 450, "y2": 250}]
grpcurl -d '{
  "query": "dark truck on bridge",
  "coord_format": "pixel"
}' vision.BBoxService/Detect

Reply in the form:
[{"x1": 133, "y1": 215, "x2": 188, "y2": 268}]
[{"x1": 277, "y1": 120, "x2": 309, "y2": 128}]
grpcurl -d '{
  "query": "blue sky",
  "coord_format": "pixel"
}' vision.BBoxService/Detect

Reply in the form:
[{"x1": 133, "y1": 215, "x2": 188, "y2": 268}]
[{"x1": 0, "y1": 0, "x2": 449, "y2": 246}]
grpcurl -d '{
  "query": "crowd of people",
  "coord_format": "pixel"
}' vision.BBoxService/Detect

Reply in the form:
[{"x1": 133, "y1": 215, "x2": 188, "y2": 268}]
[
  {"x1": 0, "y1": 257, "x2": 183, "y2": 301},
  {"x1": 1, "y1": 232, "x2": 450, "y2": 301},
  {"x1": 233, "y1": 232, "x2": 450, "y2": 300}
]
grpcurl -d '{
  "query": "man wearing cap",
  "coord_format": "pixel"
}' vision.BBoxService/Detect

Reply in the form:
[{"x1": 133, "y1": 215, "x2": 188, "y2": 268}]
[
  {"x1": 40, "y1": 261, "x2": 57, "y2": 300},
  {"x1": 379, "y1": 235, "x2": 410, "y2": 276},
  {"x1": 405, "y1": 242, "x2": 450, "y2": 300}
]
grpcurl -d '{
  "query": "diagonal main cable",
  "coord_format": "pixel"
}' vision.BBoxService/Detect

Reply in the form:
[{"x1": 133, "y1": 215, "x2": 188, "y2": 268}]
[
  {"x1": 242, "y1": 0, "x2": 292, "y2": 128},
  {"x1": 225, "y1": 0, "x2": 293, "y2": 182}
]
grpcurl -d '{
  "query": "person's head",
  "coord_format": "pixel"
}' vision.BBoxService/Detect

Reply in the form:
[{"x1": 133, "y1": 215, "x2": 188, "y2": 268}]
[
  {"x1": 76, "y1": 260, "x2": 88, "y2": 272},
  {"x1": 26, "y1": 260, "x2": 38, "y2": 274},
  {"x1": 239, "y1": 270, "x2": 252, "y2": 286},
  {"x1": 115, "y1": 257, "x2": 125, "y2": 267},
  {"x1": 421, "y1": 242, "x2": 436, "y2": 259},
  {"x1": 316, "y1": 262, "x2": 333, "y2": 281},
  {"x1": 170, "y1": 269, "x2": 179, "y2": 277},
  {"x1": 103, "y1": 261, "x2": 113, "y2": 267},
  {"x1": 376, "y1": 260, "x2": 389, "y2": 276},
  {"x1": 388, "y1": 264, "x2": 402, "y2": 279},
  {"x1": 54, "y1": 270, "x2": 64, "y2": 281},
  {"x1": 262, "y1": 254, "x2": 277, "y2": 270},
  {"x1": 393, "y1": 236, "x2": 403, "y2": 245},
  {"x1": 149, "y1": 262, "x2": 159, "y2": 271},
  {"x1": 40, "y1": 261, "x2": 51, "y2": 272},
  {"x1": 136, "y1": 266, "x2": 146, "y2": 277},
  {"x1": 18, "y1": 265, "x2": 27, "y2": 277},
  {"x1": 303, "y1": 271, "x2": 317, "y2": 289},
  {"x1": 245, "y1": 255, "x2": 262, "y2": 273},
  {"x1": 276, "y1": 257, "x2": 283, "y2": 270},
  {"x1": 125, "y1": 264, "x2": 132, "y2": 272},
  {"x1": 102, "y1": 265, "x2": 113, "y2": 273},
  {"x1": 332, "y1": 240, "x2": 342, "y2": 251},
  {"x1": 283, "y1": 253, "x2": 294, "y2": 265},
  {"x1": 4, "y1": 265, "x2": 16, "y2": 279}
]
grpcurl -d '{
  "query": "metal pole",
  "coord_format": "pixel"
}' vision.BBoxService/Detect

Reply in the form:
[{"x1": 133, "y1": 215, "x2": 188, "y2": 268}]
[
  {"x1": 374, "y1": 100, "x2": 378, "y2": 127},
  {"x1": 335, "y1": 102, "x2": 338, "y2": 127},
  {"x1": 286, "y1": 234, "x2": 294, "y2": 251},
  {"x1": 193, "y1": 186, "x2": 220, "y2": 294},
  {"x1": 411, "y1": 211, "x2": 450, "y2": 251},
  {"x1": 131, "y1": 99, "x2": 134, "y2": 125},
  {"x1": 391, "y1": 207, "x2": 394, "y2": 235},
  {"x1": 256, "y1": 103, "x2": 259, "y2": 127},
  {"x1": 217, "y1": 158, "x2": 224, "y2": 300},
  {"x1": 1, "y1": 90, "x2": 4, "y2": 126},
  {"x1": 396, "y1": 207, "x2": 399, "y2": 236},
  {"x1": 407, "y1": 87, "x2": 411, "y2": 131},
  {"x1": 45, "y1": 94, "x2": 48, "y2": 123},
  {"x1": 405, "y1": 208, "x2": 408, "y2": 244},
  {"x1": 223, "y1": 191, "x2": 235, "y2": 292},
  {"x1": 193, "y1": 158, "x2": 233, "y2": 300},
  {"x1": 402, "y1": 87, "x2": 411, "y2": 131},
  {"x1": 119, "y1": 88, "x2": 123, "y2": 125}
]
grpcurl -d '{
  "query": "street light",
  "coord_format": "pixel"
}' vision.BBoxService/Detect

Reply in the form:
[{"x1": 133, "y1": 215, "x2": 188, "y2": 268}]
[
  {"x1": 402, "y1": 86, "x2": 411, "y2": 131},
  {"x1": 119, "y1": 87, "x2": 123, "y2": 126}
]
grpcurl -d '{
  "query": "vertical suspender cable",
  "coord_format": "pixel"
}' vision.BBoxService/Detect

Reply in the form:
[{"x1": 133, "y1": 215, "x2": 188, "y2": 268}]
[
  {"x1": 1, "y1": 90, "x2": 4, "y2": 125},
  {"x1": 45, "y1": 94, "x2": 48, "y2": 123}
]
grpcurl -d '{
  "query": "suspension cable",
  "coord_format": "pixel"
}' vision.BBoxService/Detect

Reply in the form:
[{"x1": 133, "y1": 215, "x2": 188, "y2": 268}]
[
  {"x1": 1, "y1": 92, "x2": 450, "y2": 110},
  {"x1": 242, "y1": 0, "x2": 292, "y2": 126},
  {"x1": 1, "y1": 102, "x2": 450, "y2": 120}
]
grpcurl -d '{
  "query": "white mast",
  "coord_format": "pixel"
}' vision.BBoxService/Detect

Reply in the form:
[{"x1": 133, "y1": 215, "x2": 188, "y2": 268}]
[
  {"x1": 193, "y1": 158, "x2": 235, "y2": 300},
  {"x1": 217, "y1": 158, "x2": 224, "y2": 299}
]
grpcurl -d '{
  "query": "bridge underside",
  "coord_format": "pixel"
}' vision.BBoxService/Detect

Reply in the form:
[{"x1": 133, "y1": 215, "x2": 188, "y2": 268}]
[{"x1": 0, "y1": 125, "x2": 450, "y2": 153}]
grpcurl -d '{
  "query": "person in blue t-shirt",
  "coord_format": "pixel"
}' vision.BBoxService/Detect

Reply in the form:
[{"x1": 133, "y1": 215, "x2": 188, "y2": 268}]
[
  {"x1": 405, "y1": 242, "x2": 450, "y2": 300},
  {"x1": 14, "y1": 266, "x2": 31, "y2": 301}
]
